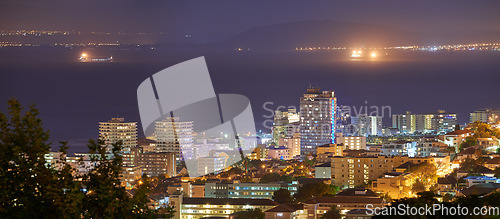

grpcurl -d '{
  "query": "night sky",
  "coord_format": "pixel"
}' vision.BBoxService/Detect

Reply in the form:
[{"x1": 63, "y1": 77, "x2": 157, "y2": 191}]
[{"x1": 1, "y1": 0, "x2": 500, "y2": 42}]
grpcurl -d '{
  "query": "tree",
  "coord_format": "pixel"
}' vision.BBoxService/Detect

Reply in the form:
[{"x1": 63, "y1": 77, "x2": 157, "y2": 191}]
[
  {"x1": 475, "y1": 148, "x2": 485, "y2": 165},
  {"x1": 293, "y1": 182, "x2": 335, "y2": 203},
  {"x1": 411, "y1": 179, "x2": 426, "y2": 194},
  {"x1": 443, "y1": 193, "x2": 454, "y2": 202},
  {"x1": 235, "y1": 208, "x2": 265, "y2": 219},
  {"x1": 272, "y1": 188, "x2": 293, "y2": 204},
  {"x1": 495, "y1": 167, "x2": 500, "y2": 178},
  {"x1": 320, "y1": 205, "x2": 341, "y2": 219},
  {"x1": 0, "y1": 99, "x2": 174, "y2": 218},
  {"x1": 260, "y1": 172, "x2": 281, "y2": 183},
  {"x1": 379, "y1": 193, "x2": 392, "y2": 202},
  {"x1": 81, "y1": 139, "x2": 133, "y2": 217},
  {"x1": 459, "y1": 137, "x2": 477, "y2": 151},
  {"x1": 279, "y1": 174, "x2": 294, "y2": 183},
  {"x1": 0, "y1": 99, "x2": 57, "y2": 217},
  {"x1": 130, "y1": 175, "x2": 157, "y2": 217},
  {"x1": 455, "y1": 124, "x2": 461, "y2": 131}
]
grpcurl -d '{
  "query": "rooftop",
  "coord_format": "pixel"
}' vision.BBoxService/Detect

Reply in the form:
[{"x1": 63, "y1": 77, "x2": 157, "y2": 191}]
[
  {"x1": 182, "y1": 197, "x2": 277, "y2": 206},
  {"x1": 437, "y1": 175, "x2": 457, "y2": 185},
  {"x1": 265, "y1": 204, "x2": 304, "y2": 213},
  {"x1": 460, "y1": 183, "x2": 500, "y2": 196},
  {"x1": 445, "y1": 129, "x2": 473, "y2": 136},
  {"x1": 315, "y1": 163, "x2": 332, "y2": 168}
]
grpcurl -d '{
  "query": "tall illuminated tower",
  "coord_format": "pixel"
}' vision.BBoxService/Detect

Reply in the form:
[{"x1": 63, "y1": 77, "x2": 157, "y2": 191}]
[{"x1": 299, "y1": 86, "x2": 337, "y2": 156}]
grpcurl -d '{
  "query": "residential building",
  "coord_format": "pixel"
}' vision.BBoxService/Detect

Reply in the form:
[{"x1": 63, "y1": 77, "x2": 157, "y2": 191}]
[
  {"x1": 278, "y1": 133, "x2": 301, "y2": 158},
  {"x1": 392, "y1": 111, "x2": 457, "y2": 134},
  {"x1": 316, "y1": 144, "x2": 344, "y2": 156},
  {"x1": 121, "y1": 166, "x2": 143, "y2": 188},
  {"x1": 459, "y1": 183, "x2": 500, "y2": 197},
  {"x1": 470, "y1": 108, "x2": 500, "y2": 124},
  {"x1": 330, "y1": 155, "x2": 434, "y2": 188},
  {"x1": 436, "y1": 175, "x2": 458, "y2": 194},
  {"x1": 268, "y1": 146, "x2": 292, "y2": 160},
  {"x1": 352, "y1": 114, "x2": 382, "y2": 136},
  {"x1": 300, "y1": 87, "x2": 337, "y2": 156},
  {"x1": 315, "y1": 163, "x2": 332, "y2": 179},
  {"x1": 205, "y1": 182, "x2": 300, "y2": 199},
  {"x1": 477, "y1": 137, "x2": 500, "y2": 151},
  {"x1": 416, "y1": 137, "x2": 450, "y2": 157},
  {"x1": 250, "y1": 144, "x2": 269, "y2": 160},
  {"x1": 443, "y1": 129, "x2": 473, "y2": 149},
  {"x1": 99, "y1": 117, "x2": 138, "y2": 166},
  {"x1": 44, "y1": 152, "x2": 65, "y2": 170},
  {"x1": 273, "y1": 109, "x2": 300, "y2": 144},
  {"x1": 265, "y1": 204, "x2": 307, "y2": 219},
  {"x1": 371, "y1": 172, "x2": 413, "y2": 199},
  {"x1": 136, "y1": 150, "x2": 176, "y2": 177},
  {"x1": 169, "y1": 195, "x2": 277, "y2": 219},
  {"x1": 380, "y1": 141, "x2": 417, "y2": 157},
  {"x1": 485, "y1": 157, "x2": 500, "y2": 170},
  {"x1": 197, "y1": 156, "x2": 226, "y2": 176},
  {"x1": 336, "y1": 135, "x2": 367, "y2": 150},
  {"x1": 463, "y1": 176, "x2": 500, "y2": 188},
  {"x1": 154, "y1": 117, "x2": 194, "y2": 157},
  {"x1": 303, "y1": 188, "x2": 385, "y2": 217}
]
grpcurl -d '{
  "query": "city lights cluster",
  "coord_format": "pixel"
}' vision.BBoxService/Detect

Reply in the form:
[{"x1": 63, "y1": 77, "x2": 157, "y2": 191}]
[
  {"x1": 0, "y1": 29, "x2": 167, "y2": 36},
  {"x1": 295, "y1": 43, "x2": 500, "y2": 52},
  {"x1": 0, "y1": 42, "x2": 153, "y2": 48}
]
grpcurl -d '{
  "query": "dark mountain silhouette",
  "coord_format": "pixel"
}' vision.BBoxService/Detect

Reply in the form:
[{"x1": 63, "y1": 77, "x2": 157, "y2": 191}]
[{"x1": 215, "y1": 20, "x2": 500, "y2": 50}]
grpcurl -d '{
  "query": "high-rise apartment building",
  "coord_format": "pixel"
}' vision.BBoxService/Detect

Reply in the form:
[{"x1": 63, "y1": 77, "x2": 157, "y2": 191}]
[
  {"x1": 470, "y1": 108, "x2": 500, "y2": 124},
  {"x1": 154, "y1": 117, "x2": 194, "y2": 157},
  {"x1": 392, "y1": 111, "x2": 457, "y2": 134},
  {"x1": 272, "y1": 108, "x2": 300, "y2": 143},
  {"x1": 300, "y1": 87, "x2": 337, "y2": 156},
  {"x1": 99, "y1": 118, "x2": 138, "y2": 166},
  {"x1": 352, "y1": 114, "x2": 382, "y2": 136}
]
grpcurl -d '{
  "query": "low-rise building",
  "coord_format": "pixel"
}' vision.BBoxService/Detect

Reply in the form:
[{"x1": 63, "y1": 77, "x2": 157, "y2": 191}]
[
  {"x1": 170, "y1": 196, "x2": 278, "y2": 219},
  {"x1": 265, "y1": 204, "x2": 307, "y2": 219},
  {"x1": 372, "y1": 172, "x2": 412, "y2": 199},
  {"x1": 485, "y1": 157, "x2": 500, "y2": 170},
  {"x1": 477, "y1": 137, "x2": 499, "y2": 151},
  {"x1": 330, "y1": 155, "x2": 433, "y2": 188},
  {"x1": 336, "y1": 136, "x2": 367, "y2": 150},
  {"x1": 458, "y1": 183, "x2": 500, "y2": 197},
  {"x1": 380, "y1": 141, "x2": 417, "y2": 157},
  {"x1": 137, "y1": 151, "x2": 176, "y2": 177},
  {"x1": 442, "y1": 129, "x2": 473, "y2": 149},
  {"x1": 436, "y1": 175, "x2": 457, "y2": 194},
  {"x1": 303, "y1": 188, "x2": 385, "y2": 218},
  {"x1": 314, "y1": 163, "x2": 332, "y2": 179},
  {"x1": 268, "y1": 146, "x2": 292, "y2": 160},
  {"x1": 316, "y1": 144, "x2": 344, "y2": 156},
  {"x1": 463, "y1": 176, "x2": 500, "y2": 188},
  {"x1": 416, "y1": 138, "x2": 450, "y2": 157},
  {"x1": 278, "y1": 133, "x2": 301, "y2": 159},
  {"x1": 205, "y1": 182, "x2": 300, "y2": 199},
  {"x1": 197, "y1": 156, "x2": 226, "y2": 176}
]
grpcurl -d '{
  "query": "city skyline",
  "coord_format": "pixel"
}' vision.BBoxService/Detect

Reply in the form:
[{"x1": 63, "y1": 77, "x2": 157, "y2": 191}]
[{"x1": 2, "y1": 1, "x2": 500, "y2": 218}]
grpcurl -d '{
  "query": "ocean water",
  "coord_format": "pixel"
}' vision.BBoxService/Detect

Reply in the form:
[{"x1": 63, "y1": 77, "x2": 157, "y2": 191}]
[{"x1": 1, "y1": 47, "x2": 499, "y2": 153}]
